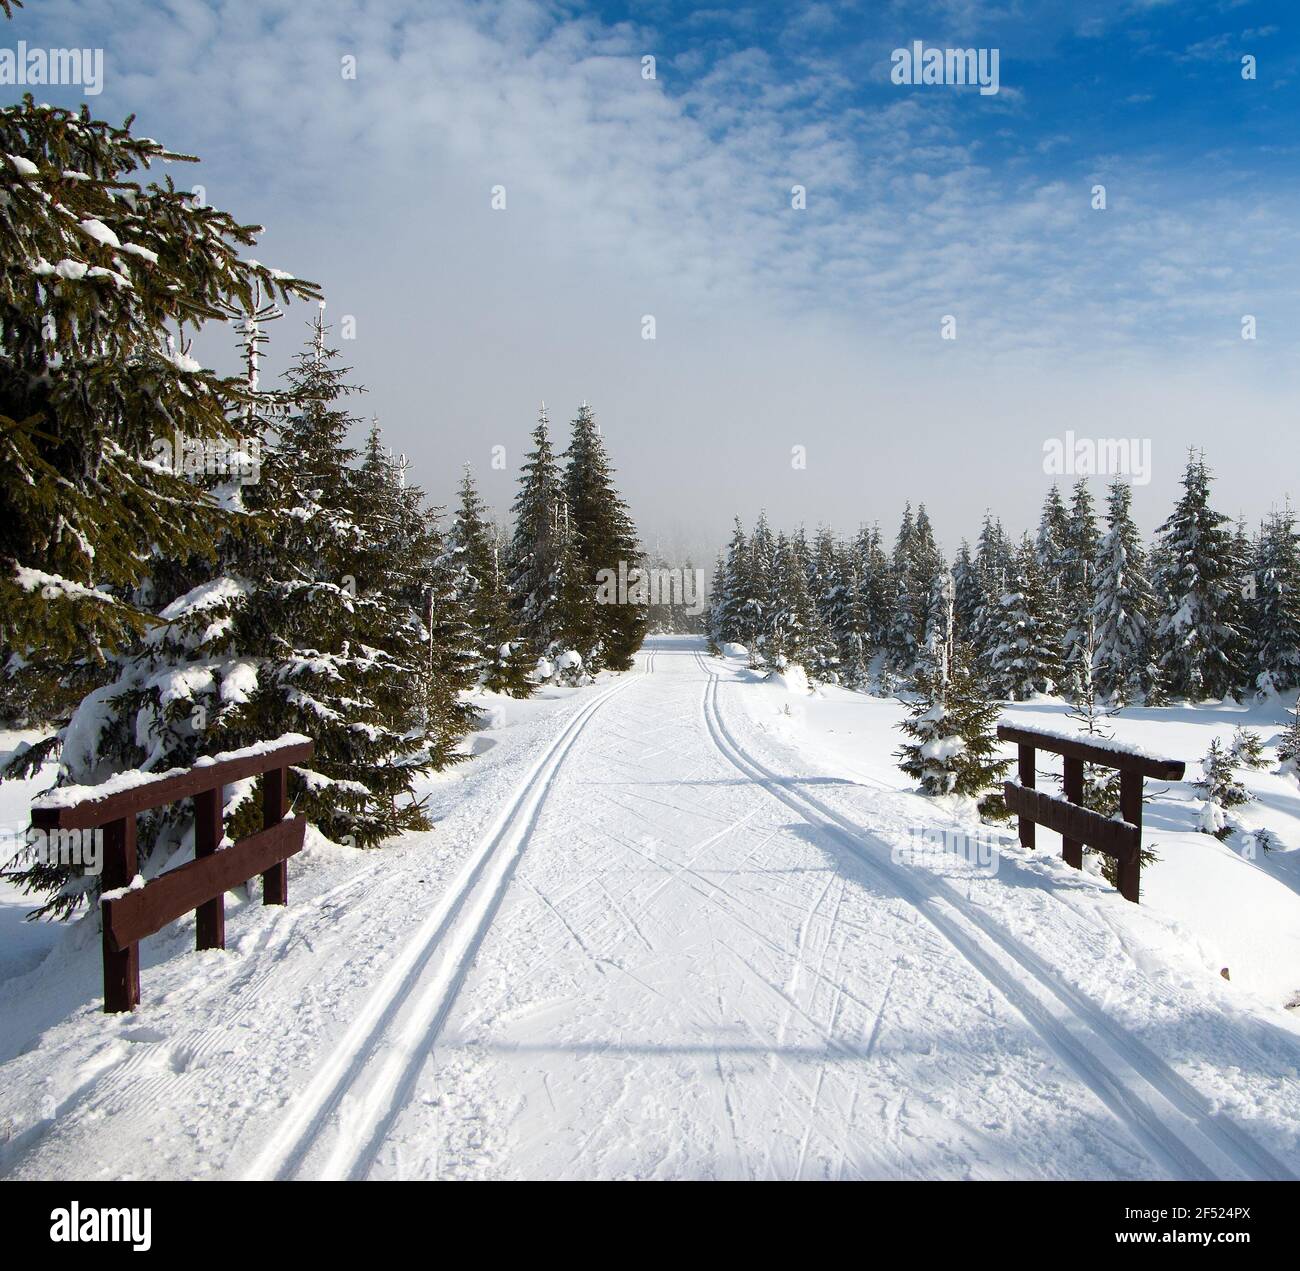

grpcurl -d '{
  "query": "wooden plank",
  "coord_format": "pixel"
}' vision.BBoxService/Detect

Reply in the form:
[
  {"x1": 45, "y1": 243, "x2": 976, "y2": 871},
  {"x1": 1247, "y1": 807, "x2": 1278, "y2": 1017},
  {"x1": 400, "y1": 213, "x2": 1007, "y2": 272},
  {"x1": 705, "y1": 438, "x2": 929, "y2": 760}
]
[
  {"x1": 996, "y1": 725, "x2": 1184, "y2": 781},
  {"x1": 194, "y1": 787, "x2": 225, "y2": 951},
  {"x1": 1003, "y1": 782, "x2": 1139, "y2": 860},
  {"x1": 261, "y1": 766, "x2": 288, "y2": 906},
  {"x1": 1017, "y1": 744, "x2": 1036, "y2": 851},
  {"x1": 103, "y1": 818, "x2": 307, "y2": 952},
  {"x1": 31, "y1": 739, "x2": 315, "y2": 829},
  {"x1": 1118, "y1": 769, "x2": 1143, "y2": 904},
  {"x1": 1061, "y1": 756, "x2": 1084, "y2": 870},
  {"x1": 101, "y1": 815, "x2": 139, "y2": 1013}
]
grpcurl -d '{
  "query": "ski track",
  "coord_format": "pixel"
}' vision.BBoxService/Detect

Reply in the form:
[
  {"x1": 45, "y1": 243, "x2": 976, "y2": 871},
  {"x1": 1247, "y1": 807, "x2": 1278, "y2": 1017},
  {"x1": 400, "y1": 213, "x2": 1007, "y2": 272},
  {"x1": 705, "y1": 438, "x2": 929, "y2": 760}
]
[
  {"x1": 5, "y1": 638, "x2": 1298, "y2": 1181},
  {"x1": 243, "y1": 668, "x2": 643, "y2": 1180},
  {"x1": 692, "y1": 652, "x2": 1293, "y2": 1181}
]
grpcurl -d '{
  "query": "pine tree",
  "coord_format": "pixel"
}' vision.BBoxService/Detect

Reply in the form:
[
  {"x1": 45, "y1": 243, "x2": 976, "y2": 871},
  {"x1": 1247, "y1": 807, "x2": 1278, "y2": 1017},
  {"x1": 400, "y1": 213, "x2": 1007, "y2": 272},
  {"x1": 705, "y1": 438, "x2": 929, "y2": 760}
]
[
  {"x1": 1195, "y1": 737, "x2": 1249, "y2": 840},
  {"x1": 508, "y1": 404, "x2": 567, "y2": 663},
  {"x1": 1249, "y1": 508, "x2": 1300, "y2": 695},
  {"x1": 990, "y1": 536, "x2": 1062, "y2": 700},
  {"x1": 855, "y1": 523, "x2": 891, "y2": 656},
  {"x1": 710, "y1": 518, "x2": 753, "y2": 648},
  {"x1": 1091, "y1": 478, "x2": 1156, "y2": 702},
  {"x1": 970, "y1": 513, "x2": 1012, "y2": 667},
  {"x1": 885, "y1": 505, "x2": 922, "y2": 677},
  {"x1": 1229, "y1": 725, "x2": 1267, "y2": 771},
  {"x1": 952, "y1": 540, "x2": 981, "y2": 641},
  {"x1": 1061, "y1": 480, "x2": 1101, "y2": 698},
  {"x1": 834, "y1": 544, "x2": 872, "y2": 689},
  {"x1": 450, "y1": 466, "x2": 533, "y2": 696},
  {"x1": 747, "y1": 513, "x2": 778, "y2": 658},
  {"x1": 1278, "y1": 696, "x2": 1300, "y2": 775},
  {"x1": 896, "y1": 638, "x2": 1010, "y2": 815},
  {"x1": 563, "y1": 402, "x2": 645, "y2": 671},
  {"x1": 0, "y1": 99, "x2": 318, "y2": 774},
  {"x1": 1153, "y1": 452, "x2": 1242, "y2": 701}
]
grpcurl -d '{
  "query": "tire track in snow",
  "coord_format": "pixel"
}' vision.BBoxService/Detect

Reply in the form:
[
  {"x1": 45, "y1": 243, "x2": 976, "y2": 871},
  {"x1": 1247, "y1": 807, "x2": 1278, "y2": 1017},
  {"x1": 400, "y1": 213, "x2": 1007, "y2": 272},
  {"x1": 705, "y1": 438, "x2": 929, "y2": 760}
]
[
  {"x1": 694, "y1": 653, "x2": 1293, "y2": 1182},
  {"x1": 243, "y1": 670, "x2": 642, "y2": 1181}
]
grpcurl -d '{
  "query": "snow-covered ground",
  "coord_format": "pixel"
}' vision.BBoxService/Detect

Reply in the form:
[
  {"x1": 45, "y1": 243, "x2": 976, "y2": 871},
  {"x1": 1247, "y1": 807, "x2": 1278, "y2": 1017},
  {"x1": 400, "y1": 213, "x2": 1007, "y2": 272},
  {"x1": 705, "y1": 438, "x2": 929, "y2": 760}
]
[{"x1": 1, "y1": 636, "x2": 1298, "y2": 1179}]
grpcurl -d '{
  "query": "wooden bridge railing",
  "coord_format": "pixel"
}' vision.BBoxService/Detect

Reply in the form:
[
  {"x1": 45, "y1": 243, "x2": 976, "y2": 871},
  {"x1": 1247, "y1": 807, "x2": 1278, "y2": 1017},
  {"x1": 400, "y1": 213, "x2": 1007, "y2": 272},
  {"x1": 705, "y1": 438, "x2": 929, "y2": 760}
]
[
  {"x1": 30, "y1": 735, "x2": 314, "y2": 1013},
  {"x1": 997, "y1": 724, "x2": 1184, "y2": 904}
]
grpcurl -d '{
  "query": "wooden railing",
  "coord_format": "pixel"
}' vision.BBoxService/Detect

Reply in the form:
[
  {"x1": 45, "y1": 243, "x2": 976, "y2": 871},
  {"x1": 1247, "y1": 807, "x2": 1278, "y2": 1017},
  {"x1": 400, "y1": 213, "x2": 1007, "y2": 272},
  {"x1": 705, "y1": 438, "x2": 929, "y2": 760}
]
[
  {"x1": 997, "y1": 724, "x2": 1184, "y2": 904},
  {"x1": 30, "y1": 735, "x2": 314, "y2": 1013}
]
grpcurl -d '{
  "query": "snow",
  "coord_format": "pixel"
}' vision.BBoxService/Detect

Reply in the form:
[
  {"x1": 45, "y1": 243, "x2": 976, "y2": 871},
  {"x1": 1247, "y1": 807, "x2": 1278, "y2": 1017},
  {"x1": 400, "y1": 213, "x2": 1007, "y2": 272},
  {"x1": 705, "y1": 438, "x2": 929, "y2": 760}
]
[
  {"x1": 77, "y1": 218, "x2": 121, "y2": 249},
  {"x1": 7, "y1": 153, "x2": 38, "y2": 177},
  {"x1": 12, "y1": 567, "x2": 114, "y2": 607},
  {"x1": 33, "y1": 733, "x2": 311, "y2": 811},
  {"x1": 1002, "y1": 720, "x2": 1179, "y2": 763},
  {"x1": 2, "y1": 639, "x2": 1299, "y2": 1181},
  {"x1": 117, "y1": 242, "x2": 159, "y2": 264}
]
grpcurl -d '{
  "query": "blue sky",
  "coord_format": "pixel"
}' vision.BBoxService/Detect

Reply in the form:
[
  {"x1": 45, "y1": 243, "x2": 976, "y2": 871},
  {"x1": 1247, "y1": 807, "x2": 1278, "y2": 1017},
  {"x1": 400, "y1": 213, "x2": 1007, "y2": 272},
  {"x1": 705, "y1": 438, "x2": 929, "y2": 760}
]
[{"x1": 6, "y1": 0, "x2": 1299, "y2": 557}]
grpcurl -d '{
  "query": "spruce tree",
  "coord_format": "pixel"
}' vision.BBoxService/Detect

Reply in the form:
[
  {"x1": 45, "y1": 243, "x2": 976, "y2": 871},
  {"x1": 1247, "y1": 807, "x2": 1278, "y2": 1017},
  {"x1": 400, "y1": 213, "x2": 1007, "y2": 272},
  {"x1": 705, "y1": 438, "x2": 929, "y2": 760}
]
[
  {"x1": 1091, "y1": 478, "x2": 1156, "y2": 702},
  {"x1": 1152, "y1": 452, "x2": 1242, "y2": 701},
  {"x1": 896, "y1": 638, "x2": 1010, "y2": 816},
  {"x1": 0, "y1": 98, "x2": 318, "y2": 771},
  {"x1": 991, "y1": 536, "x2": 1062, "y2": 700},
  {"x1": 1195, "y1": 737, "x2": 1249, "y2": 840},
  {"x1": 563, "y1": 402, "x2": 645, "y2": 671},
  {"x1": 450, "y1": 466, "x2": 534, "y2": 696},
  {"x1": 1061, "y1": 480, "x2": 1101, "y2": 697},
  {"x1": 508, "y1": 404, "x2": 567, "y2": 663},
  {"x1": 1278, "y1": 696, "x2": 1300, "y2": 775},
  {"x1": 1249, "y1": 508, "x2": 1300, "y2": 695},
  {"x1": 710, "y1": 518, "x2": 753, "y2": 648}
]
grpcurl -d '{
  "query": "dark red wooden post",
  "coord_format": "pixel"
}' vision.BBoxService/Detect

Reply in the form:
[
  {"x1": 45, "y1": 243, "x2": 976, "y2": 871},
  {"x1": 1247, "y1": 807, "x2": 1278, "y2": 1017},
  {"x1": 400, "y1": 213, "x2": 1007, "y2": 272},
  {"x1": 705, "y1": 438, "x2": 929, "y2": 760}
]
[
  {"x1": 261, "y1": 766, "x2": 288, "y2": 906},
  {"x1": 1061, "y1": 756, "x2": 1084, "y2": 869},
  {"x1": 1017, "y1": 743, "x2": 1036, "y2": 850},
  {"x1": 1118, "y1": 768, "x2": 1142, "y2": 903},
  {"x1": 193, "y1": 785, "x2": 226, "y2": 950},
  {"x1": 101, "y1": 815, "x2": 140, "y2": 1013}
]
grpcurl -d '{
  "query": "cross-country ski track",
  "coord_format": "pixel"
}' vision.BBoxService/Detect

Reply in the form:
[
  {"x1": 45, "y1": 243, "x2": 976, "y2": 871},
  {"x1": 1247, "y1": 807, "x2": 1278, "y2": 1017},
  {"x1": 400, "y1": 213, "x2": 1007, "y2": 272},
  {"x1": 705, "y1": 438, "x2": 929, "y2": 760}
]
[{"x1": 3, "y1": 635, "x2": 1298, "y2": 1181}]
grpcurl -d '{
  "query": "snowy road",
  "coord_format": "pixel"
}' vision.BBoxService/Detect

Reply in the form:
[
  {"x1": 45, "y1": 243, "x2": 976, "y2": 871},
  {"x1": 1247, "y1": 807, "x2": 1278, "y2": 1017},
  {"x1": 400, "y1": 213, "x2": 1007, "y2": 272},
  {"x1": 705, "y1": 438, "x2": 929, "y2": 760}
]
[
  {"x1": 252, "y1": 637, "x2": 1297, "y2": 1180},
  {"x1": 4, "y1": 636, "x2": 1298, "y2": 1181}
]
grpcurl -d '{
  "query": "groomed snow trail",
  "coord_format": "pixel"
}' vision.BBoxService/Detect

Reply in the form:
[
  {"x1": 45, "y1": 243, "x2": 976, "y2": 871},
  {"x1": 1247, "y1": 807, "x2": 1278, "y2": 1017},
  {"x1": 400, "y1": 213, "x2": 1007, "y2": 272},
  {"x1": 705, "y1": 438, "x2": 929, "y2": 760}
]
[
  {"x1": 336, "y1": 637, "x2": 1294, "y2": 1180},
  {"x1": 8, "y1": 636, "x2": 1294, "y2": 1181}
]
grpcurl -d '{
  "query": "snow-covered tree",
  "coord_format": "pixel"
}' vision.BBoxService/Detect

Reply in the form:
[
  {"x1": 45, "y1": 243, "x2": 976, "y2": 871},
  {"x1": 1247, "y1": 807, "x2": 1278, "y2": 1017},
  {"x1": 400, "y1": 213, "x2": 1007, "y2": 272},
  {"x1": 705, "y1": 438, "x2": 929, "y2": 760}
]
[
  {"x1": 508, "y1": 404, "x2": 568, "y2": 661},
  {"x1": 1278, "y1": 696, "x2": 1300, "y2": 776},
  {"x1": 1061, "y1": 480, "x2": 1101, "y2": 698},
  {"x1": 990, "y1": 536, "x2": 1062, "y2": 700},
  {"x1": 710, "y1": 518, "x2": 753, "y2": 648},
  {"x1": 1247, "y1": 508, "x2": 1300, "y2": 695},
  {"x1": 896, "y1": 638, "x2": 1010, "y2": 816},
  {"x1": 1152, "y1": 453, "x2": 1243, "y2": 701},
  {"x1": 1195, "y1": 737, "x2": 1249, "y2": 840},
  {"x1": 1229, "y1": 725, "x2": 1267, "y2": 771},
  {"x1": 1091, "y1": 478, "x2": 1156, "y2": 702},
  {"x1": 0, "y1": 98, "x2": 318, "y2": 759},
  {"x1": 449, "y1": 466, "x2": 533, "y2": 696},
  {"x1": 563, "y1": 402, "x2": 645, "y2": 671}
]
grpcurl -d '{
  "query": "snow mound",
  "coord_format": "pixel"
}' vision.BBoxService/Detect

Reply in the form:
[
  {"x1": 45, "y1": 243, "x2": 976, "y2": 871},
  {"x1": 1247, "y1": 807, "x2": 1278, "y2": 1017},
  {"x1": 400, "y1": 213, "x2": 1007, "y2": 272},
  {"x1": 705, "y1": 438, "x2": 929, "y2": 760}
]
[{"x1": 767, "y1": 665, "x2": 810, "y2": 696}]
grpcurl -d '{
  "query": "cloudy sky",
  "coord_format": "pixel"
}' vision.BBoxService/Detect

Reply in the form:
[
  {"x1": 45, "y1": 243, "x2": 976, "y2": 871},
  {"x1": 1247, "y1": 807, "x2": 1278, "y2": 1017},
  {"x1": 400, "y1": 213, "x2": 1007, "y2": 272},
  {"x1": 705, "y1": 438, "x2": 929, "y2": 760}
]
[{"x1": 11, "y1": 0, "x2": 1300, "y2": 560}]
